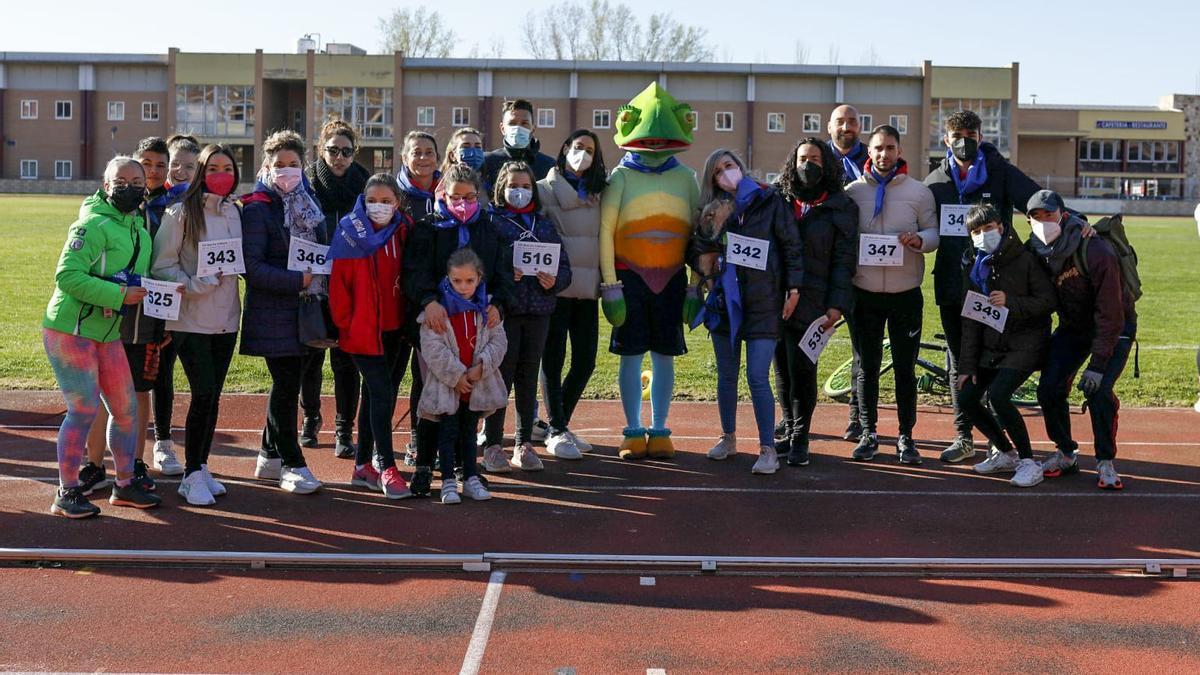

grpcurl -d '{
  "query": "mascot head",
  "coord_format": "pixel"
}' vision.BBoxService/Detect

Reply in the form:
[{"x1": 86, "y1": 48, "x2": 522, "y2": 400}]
[{"x1": 614, "y1": 82, "x2": 695, "y2": 162}]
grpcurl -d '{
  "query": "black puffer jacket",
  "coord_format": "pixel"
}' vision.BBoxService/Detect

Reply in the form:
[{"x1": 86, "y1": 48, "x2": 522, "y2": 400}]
[
  {"x1": 925, "y1": 142, "x2": 1042, "y2": 307},
  {"x1": 688, "y1": 185, "x2": 804, "y2": 341},
  {"x1": 783, "y1": 191, "x2": 859, "y2": 329},
  {"x1": 481, "y1": 138, "x2": 556, "y2": 194},
  {"x1": 959, "y1": 228, "x2": 1056, "y2": 375}
]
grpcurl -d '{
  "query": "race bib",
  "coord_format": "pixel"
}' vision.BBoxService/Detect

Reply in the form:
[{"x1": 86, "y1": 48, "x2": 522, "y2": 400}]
[
  {"x1": 858, "y1": 234, "x2": 904, "y2": 267},
  {"x1": 196, "y1": 238, "x2": 245, "y2": 277},
  {"x1": 141, "y1": 278, "x2": 181, "y2": 321},
  {"x1": 288, "y1": 237, "x2": 332, "y2": 275},
  {"x1": 725, "y1": 232, "x2": 770, "y2": 271},
  {"x1": 513, "y1": 241, "x2": 561, "y2": 275},
  {"x1": 940, "y1": 204, "x2": 970, "y2": 237},
  {"x1": 961, "y1": 290, "x2": 1009, "y2": 332},
  {"x1": 798, "y1": 314, "x2": 838, "y2": 365}
]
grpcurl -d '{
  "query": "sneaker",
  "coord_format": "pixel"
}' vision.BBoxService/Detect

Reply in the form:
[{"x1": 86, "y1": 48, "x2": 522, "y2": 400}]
[
  {"x1": 1096, "y1": 460, "x2": 1123, "y2": 490},
  {"x1": 939, "y1": 436, "x2": 975, "y2": 463},
  {"x1": 133, "y1": 459, "x2": 156, "y2": 492},
  {"x1": 51, "y1": 486, "x2": 101, "y2": 519},
  {"x1": 152, "y1": 440, "x2": 184, "y2": 476},
  {"x1": 255, "y1": 454, "x2": 282, "y2": 480},
  {"x1": 843, "y1": 418, "x2": 864, "y2": 442},
  {"x1": 1011, "y1": 458, "x2": 1044, "y2": 488},
  {"x1": 177, "y1": 471, "x2": 216, "y2": 506},
  {"x1": 897, "y1": 435, "x2": 922, "y2": 465},
  {"x1": 707, "y1": 434, "x2": 737, "y2": 461},
  {"x1": 476, "y1": 429, "x2": 488, "y2": 448},
  {"x1": 510, "y1": 443, "x2": 544, "y2": 471},
  {"x1": 546, "y1": 432, "x2": 582, "y2": 460},
  {"x1": 787, "y1": 440, "x2": 810, "y2": 467},
  {"x1": 974, "y1": 448, "x2": 1020, "y2": 474},
  {"x1": 774, "y1": 419, "x2": 789, "y2": 441},
  {"x1": 279, "y1": 466, "x2": 321, "y2": 494},
  {"x1": 565, "y1": 430, "x2": 593, "y2": 453},
  {"x1": 1041, "y1": 450, "x2": 1080, "y2": 478},
  {"x1": 530, "y1": 419, "x2": 550, "y2": 442},
  {"x1": 334, "y1": 434, "x2": 356, "y2": 459},
  {"x1": 462, "y1": 475, "x2": 492, "y2": 501},
  {"x1": 351, "y1": 464, "x2": 381, "y2": 490},
  {"x1": 482, "y1": 444, "x2": 511, "y2": 473},
  {"x1": 77, "y1": 461, "x2": 110, "y2": 497},
  {"x1": 299, "y1": 415, "x2": 322, "y2": 448},
  {"x1": 109, "y1": 481, "x2": 162, "y2": 509},
  {"x1": 410, "y1": 466, "x2": 433, "y2": 497},
  {"x1": 380, "y1": 466, "x2": 413, "y2": 500},
  {"x1": 403, "y1": 441, "x2": 418, "y2": 467},
  {"x1": 851, "y1": 433, "x2": 879, "y2": 461},
  {"x1": 1194, "y1": 396, "x2": 1200, "y2": 414},
  {"x1": 200, "y1": 464, "x2": 226, "y2": 496},
  {"x1": 440, "y1": 478, "x2": 461, "y2": 505},
  {"x1": 752, "y1": 446, "x2": 780, "y2": 474}
]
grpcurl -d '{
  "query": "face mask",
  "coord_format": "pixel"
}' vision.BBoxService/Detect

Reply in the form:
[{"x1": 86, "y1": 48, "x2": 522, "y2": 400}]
[
  {"x1": 448, "y1": 198, "x2": 479, "y2": 222},
  {"x1": 567, "y1": 147, "x2": 593, "y2": 173},
  {"x1": 365, "y1": 202, "x2": 396, "y2": 225},
  {"x1": 1030, "y1": 218, "x2": 1062, "y2": 245},
  {"x1": 972, "y1": 229, "x2": 1002, "y2": 253},
  {"x1": 951, "y1": 137, "x2": 979, "y2": 163},
  {"x1": 716, "y1": 167, "x2": 743, "y2": 193},
  {"x1": 505, "y1": 187, "x2": 533, "y2": 210},
  {"x1": 271, "y1": 167, "x2": 303, "y2": 193},
  {"x1": 108, "y1": 183, "x2": 145, "y2": 214},
  {"x1": 796, "y1": 161, "x2": 823, "y2": 188},
  {"x1": 458, "y1": 147, "x2": 485, "y2": 171},
  {"x1": 503, "y1": 125, "x2": 532, "y2": 149},
  {"x1": 204, "y1": 171, "x2": 236, "y2": 197}
]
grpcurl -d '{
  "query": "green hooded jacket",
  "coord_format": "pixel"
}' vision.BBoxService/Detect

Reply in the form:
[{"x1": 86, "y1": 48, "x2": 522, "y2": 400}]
[{"x1": 42, "y1": 190, "x2": 152, "y2": 343}]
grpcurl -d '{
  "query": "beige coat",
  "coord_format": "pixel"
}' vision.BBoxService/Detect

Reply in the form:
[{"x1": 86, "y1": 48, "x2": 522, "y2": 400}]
[
  {"x1": 846, "y1": 170, "x2": 939, "y2": 294},
  {"x1": 151, "y1": 197, "x2": 243, "y2": 335},
  {"x1": 417, "y1": 310, "x2": 508, "y2": 420},
  {"x1": 538, "y1": 167, "x2": 601, "y2": 300}
]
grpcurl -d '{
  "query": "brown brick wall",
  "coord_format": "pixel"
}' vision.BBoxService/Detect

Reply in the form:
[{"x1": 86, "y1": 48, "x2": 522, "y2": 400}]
[{"x1": 3, "y1": 90, "x2": 81, "y2": 180}]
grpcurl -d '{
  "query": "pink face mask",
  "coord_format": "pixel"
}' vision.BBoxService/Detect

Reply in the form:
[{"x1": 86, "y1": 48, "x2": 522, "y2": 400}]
[
  {"x1": 448, "y1": 198, "x2": 479, "y2": 222},
  {"x1": 716, "y1": 167, "x2": 743, "y2": 193},
  {"x1": 271, "y1": 167, "x2": 303, "y2": 193}
]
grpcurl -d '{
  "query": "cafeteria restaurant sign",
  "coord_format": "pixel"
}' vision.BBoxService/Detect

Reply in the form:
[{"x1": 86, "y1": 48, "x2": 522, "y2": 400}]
[{"x1": 1096, "y1": 120, "x2": 1168, "y2": 129}]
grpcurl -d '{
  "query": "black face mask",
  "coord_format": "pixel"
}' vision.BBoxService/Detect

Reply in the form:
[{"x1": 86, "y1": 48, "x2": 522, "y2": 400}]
[
  {"x1": 108, "y1": 184, "x2": 146, "y2": 214},
  {"x1": 951, "y1": 137, "x2": 979, "y2": 163},
  {"x1": 796, "y1": 161, "x2": 824, "y2": 188}
]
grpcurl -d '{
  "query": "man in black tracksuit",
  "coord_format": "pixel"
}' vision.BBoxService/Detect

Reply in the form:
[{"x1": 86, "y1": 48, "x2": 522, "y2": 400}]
[
  {"x1": 480, "y1": 98, "x2": 556, "y2": 192},
  {"x1": 924, "y1": 110, "x2": 1042, "y2": 463}
]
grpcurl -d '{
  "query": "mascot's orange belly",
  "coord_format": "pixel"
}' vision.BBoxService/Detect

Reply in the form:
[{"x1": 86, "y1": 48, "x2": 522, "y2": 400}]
[{"x1": 615, "y1": 213, "x2": 690, "y2": 293}]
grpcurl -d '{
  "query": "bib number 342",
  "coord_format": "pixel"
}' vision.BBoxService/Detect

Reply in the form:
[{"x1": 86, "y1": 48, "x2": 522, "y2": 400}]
[{"x1": 725, "y1": 232, "x2": 770, "y2": 270}]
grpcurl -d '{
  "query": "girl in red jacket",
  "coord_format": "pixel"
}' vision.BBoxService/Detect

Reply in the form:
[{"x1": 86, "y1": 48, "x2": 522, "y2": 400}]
[{"x1": 329, "y1": 173, "x2": 414, "y2": 500}]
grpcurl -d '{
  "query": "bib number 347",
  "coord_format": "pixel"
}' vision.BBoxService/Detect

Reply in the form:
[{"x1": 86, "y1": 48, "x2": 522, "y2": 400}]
[{"x1": 858, "y1": 234, "x2": 904, "y2": 267}]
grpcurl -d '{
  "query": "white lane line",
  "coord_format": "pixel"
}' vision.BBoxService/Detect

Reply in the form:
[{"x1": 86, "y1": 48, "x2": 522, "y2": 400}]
[
  {"x1": 647, "y1": 669, "x2": 668, "y2": 675},
  {"x1": 461, "y1": 570, "x2": 507, "y2": 675}
]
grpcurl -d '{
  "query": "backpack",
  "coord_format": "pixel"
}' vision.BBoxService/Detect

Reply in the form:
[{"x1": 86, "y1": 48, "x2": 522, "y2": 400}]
[{"x1": 1074, "y1": 214, "x2": 1142, "y2": 303}]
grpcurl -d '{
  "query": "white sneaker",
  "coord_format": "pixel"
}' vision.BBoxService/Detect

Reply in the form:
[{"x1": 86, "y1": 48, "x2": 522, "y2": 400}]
[
  {"x1": 200, "y1": 464, "x2": 226, "y2": 496},
  {"x1": 254, "y1": 455, "x2": 282, "y2": 480},
  {"x1": 476, "y1": 430, "x2": 488, "y2": 447},
  {"x1": 1193, "y1": 396, "x2": 1200, "y2": 414},
  {"x1": 510, "y1": 443, "x2": 545, "y2": 471},
  {"x1": 973, "y1": 448, "x2": 1020, "y2": 474},
  {"x1": 279, "y1": 466, "x2": 321, "y2": 494},
  {"x1": 177, "y1": 471, "x2": 216, "y2": 506},
  {"x1": 1096, "y1": 460, "x2": 1123, "y2": 490},
  {"x1": 441, "y1": 478, "x2": 461, "y2": 504},
  {"x1": 531, "y1": 419, "x2": 549, "y2": 442},
  {"x1": 1010, "y1": 458, "x2": 1044, "y2": 488},
  {"x1": 707, "y1": 434, "x2": 737, "y2": 461},
  {"x1": 546, "y1": 432, "x2": 582, "y2": 460},
  {"x1": 462, "y1": 475, "x2": 492, "y2": 501},
  {"x1": 565, "y1": 430, "x2": 593, "y2": 453},
  {"x1": 752, "y1": 445, "x2": 779, "y2": 474},
  {"x1": 482, "y1": 444, "x2": 511, "y2": 473},
  {"x1": 152, "y1": 440, "x2": 184, "y2": 476}
]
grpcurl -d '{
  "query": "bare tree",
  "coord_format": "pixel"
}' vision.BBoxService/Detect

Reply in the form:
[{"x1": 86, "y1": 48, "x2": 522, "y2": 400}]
[
  {"x1": 793, "y1": 40, "x2": 810, "y2": 64},
  {"x1": 826, "y1": 44, "x2": 841, "y2": 65},
  {"x1": 523, "y1": 0, "x2": 714, "y2": 62},
  {"x1": 377, "y1": 8, "x2": 455, "y2": 57},
  {"x1": 858, "y1": 45, "x2": 880, "y2": 66}
]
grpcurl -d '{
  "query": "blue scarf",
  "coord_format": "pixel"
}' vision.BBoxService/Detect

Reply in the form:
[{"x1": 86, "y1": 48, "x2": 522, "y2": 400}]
[
  {"x1": 439, "y1": 277, "x2": 489, "y2": 317},
  {"x1": 563, "y1": 169, "x2": 591, "y2": 201},
  {"x1": 433, "y1": 198, "x2": 483, "y2": 249},
  {"x1": 690, "y1": 178, "x2": 761, "y2": 344},
  {"x1": 867, "y1": 162, "x2": 902, "y2": 219},
  {"x1": 969, "y1": 252, "x2": 994, "y2": 295},
  {"x1": 948, "y1": 148, "x2": 989, "y2": 199},
  {"x1": 830, "y1": 140, "x2": 867, "y2": 181},
  {"x1": 619, "y1": 152, "x2": 679, "y2": 174},
  {"x1": 144, "y1": 183, "x2": 188, "y2": 232},
  {"x1": 397, "y1": 166, "x2": 441, "y2": 203},
  {"x1": 329, "y1": 195, "x2": 404, "y2": 260}
]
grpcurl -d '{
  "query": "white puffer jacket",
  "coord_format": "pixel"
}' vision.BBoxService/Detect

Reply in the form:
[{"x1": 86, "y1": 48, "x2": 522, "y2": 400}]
[
  {"x1": 846, "y1": 168, "x2": 939, "y2": 294},
  {"x1": 417, "y1": 310, "x2": 509, "y2": 420},
  {"x1": 151, "y1": 197, "x2": 243, "y2": 335},
  {"x1": 538, "y1": 167, "x2": 601, "y2": 300}
]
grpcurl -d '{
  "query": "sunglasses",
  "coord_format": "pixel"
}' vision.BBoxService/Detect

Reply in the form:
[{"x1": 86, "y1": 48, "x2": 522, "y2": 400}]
[{"x1": 324, "y1": 146, "x2": 355, "y2": 159}]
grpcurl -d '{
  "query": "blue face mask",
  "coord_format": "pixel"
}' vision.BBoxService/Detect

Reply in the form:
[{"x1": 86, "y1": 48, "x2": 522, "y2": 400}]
[
  {"x1": 458, "y1": 147, "x2": 484, "y2": 170},
  {"x1": 503, "y1": 125, "x2": 532, "y2": 149}
]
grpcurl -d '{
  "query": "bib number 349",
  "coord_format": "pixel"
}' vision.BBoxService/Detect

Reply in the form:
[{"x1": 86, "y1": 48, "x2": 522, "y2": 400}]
[{"x1": 960, "y1": 290, "x2": 1009, "y2": 332}]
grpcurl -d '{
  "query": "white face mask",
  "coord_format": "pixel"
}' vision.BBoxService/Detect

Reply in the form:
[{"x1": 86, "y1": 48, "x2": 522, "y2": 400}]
[
  {"x1": 1030, "y1": 218, "x2": 1062, "y2": 245},
  {"x1": 503, "y1": 125, "x2": 532, "y2": 149},
  {"x1": 716, "y1": 167, "x2": 743, "y2": 193},
  {"x1": 365, "y1": 202, "x2": 395, "y2": 225},
  {"x1": 972, "y1": 229, "x2": 1002, "y2": 254},
  {"x1": 505, "y1": 187, "x2": 533, "y2": 210},
  {"x1": 566, "y1": 147, "x2": 593, "y2": 173}
]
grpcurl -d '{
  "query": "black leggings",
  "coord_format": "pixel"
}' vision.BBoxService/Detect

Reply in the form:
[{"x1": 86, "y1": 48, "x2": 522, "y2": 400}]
[
  {"x1": 485, "y1": 314, "x2": 552, "y2": 446},
  {"x1": 301, "y1": 346, "x2": 361, "y2": 435},
  {"x1": 174, "y1": 332, "x2": 237, "y2": 474},
  {"x1": 939, "y1": 302, "x2": 971, "y2": 437},
  {"x1": 542, "y1": 298, "x2": 599, "y2": 434},
  {"x1": 262, "y1": 355, "x2": 308, "y2": 468},
  {"x1": 852, "y1": 287, "x2": 923, "y2": 436},
  {"x1": 959, "y1": 367, "x2": 1034, "y2": 458},
  {"x1": 350, "y1": 330, "x2": 411, "y2": 470},
  {"x1": 776, "y1": 324, "x2": 819, "y2": 442},
  {"x1": 152, "y1": 337, "x2": 177, "y2": 442}
]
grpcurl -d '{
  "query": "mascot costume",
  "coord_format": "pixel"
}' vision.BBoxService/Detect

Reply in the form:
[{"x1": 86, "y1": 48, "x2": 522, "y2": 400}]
[{"x1": 599, "y1": 82, "x2": 701, "y2": 460}]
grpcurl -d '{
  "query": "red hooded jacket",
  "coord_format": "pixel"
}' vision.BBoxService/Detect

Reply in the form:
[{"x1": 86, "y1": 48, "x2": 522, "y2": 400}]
[{"x1": 329, "y1": 224, "x2": 407, "y2": 356}]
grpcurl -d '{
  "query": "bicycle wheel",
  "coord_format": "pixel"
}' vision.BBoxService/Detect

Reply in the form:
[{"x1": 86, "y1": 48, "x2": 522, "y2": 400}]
[
  {"x1": 1011, "y1": 372, "x2": 1040, "y2": 406},
  {"x1": 823, "y1": 340, "x2": 893, "y2": 402}
]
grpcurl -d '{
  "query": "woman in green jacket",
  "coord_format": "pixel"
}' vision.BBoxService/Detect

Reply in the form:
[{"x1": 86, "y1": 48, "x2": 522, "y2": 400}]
[{"x1": 42, "y1": 156, "x2": 163, "y2": 518}]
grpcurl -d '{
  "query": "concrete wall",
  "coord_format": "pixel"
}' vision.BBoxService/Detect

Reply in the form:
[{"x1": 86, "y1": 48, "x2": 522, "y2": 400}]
[{"x1": 1170, "y1": 94, "x2": 1200, "y2": 199}]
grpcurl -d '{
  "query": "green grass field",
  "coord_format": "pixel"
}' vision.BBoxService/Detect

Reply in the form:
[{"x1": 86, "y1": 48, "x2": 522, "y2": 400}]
[{"x1": 3, "y1": 194, "x2": 1197, "y2": 406}]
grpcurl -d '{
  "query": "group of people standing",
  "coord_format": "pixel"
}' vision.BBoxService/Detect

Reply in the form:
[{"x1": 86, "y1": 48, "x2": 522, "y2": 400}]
[{"x1": 41, "y1": 91, "x2": 1137, "y2": 520}]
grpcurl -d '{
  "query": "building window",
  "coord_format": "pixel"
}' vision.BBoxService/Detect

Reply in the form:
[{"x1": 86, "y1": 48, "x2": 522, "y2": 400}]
[
  {"x1": 55, "y1": 100, "x2": 73, "y2": 120},
  {"x1": 715, "y1": 111, "x2": 734, "y2": 131},
  {"x1": 452, "y1": 107, "x2": 470, "y2": 126},
  {"x1": 107, "y1": 101, "x2": 125, "y2": 121},
  {"x1": 55, "y1": 160, "x2": 73, "y2": 180},
  {"x1": 537, "y1": 108, "x2": 556, "y2": 128},
  {"x1": 416, "y1": 106, "x2": 435, "y2": 127},
  {"x1": 20, "y1": 99, "x2": 38, "y2": 119},
  {"x1": 372, "y1": 148, "x2": 394, "y2": 174},
  {"x1": 764, "y1": 172, "x2": 780, "y2": 183},
  {"x1": 767, "y1": 112, "x2": 785, "y2": 133},
  {"x1": 1079, "y1": 139, "x2": 1121, "y2": 161},
  {"x1": 176, "y1": 84, "x2": 256, "y2": 137},
  {"x1": 802, "y1": 113, "x2": 821, "y2": 133},
  {"x1": 859, "y1": 114, "x2": 873, "y2": 132},
  {"x1": 593, "y1": 109, "x2": 611, "y2": 129},
  {"x1": 142, "y1": 101, "x2": 160, "y2": 121},
  {"x1": 889, "y1": 115, "x2": 908, "y2": 135},
  {"x1": 928, "y1": 99, "x2": 1010, "y2": 153},
  {"x1": 314, "y1": 87, "x2": 393, "y2": 140},
  {"x1": 20, "y1": 160, "x2": 38, "y2": 179}
]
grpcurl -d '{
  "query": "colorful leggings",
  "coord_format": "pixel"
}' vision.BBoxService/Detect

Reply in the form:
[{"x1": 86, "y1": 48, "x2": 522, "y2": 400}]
[{"x1": 43, "y1": 328, "x2": 137, "y2": 487}]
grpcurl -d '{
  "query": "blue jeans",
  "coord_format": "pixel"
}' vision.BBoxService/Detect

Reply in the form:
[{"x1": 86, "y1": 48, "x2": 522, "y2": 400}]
[{"x1": 711, "y1": 334, "x2": 776, "y2": 447}]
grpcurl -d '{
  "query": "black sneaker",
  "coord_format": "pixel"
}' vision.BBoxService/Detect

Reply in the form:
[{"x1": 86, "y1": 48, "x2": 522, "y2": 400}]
[
  {"x1": 851, "y1": 433, "x2": 879, "y2": 461},
  {"x1": 843, "y1": 418, "x2": 863, "y2": 442},
  {"x1": 109, "y1": 481, "x2": 162, "y2": 509},
  {"x1": 410, "y1": 466, "x2": 432, "y2": 497},
  {"x1": 51, "y1": 486, "x2": 101, "y2": 519},
  {"x1": 787, "y1": 440, "x2": 810, "y2": 467},
  {"x1": 77, "y1": 461, "x2": 110, "y2": 496},
  {"x1": 133, "y1": 459, "x2": 156, "y2": 492},
  {"x1": 897, "y1": 435, "x2": 922, "y2": 465},
  {"x1": 774, "y1": 419, "x2": 789, "y2": 441},
  {"x1": 300, "y1": 415, "x2": 322, "y2": 448},
  {"x1": 334, "y1": 433, "x2": 356, "y2": 459}
]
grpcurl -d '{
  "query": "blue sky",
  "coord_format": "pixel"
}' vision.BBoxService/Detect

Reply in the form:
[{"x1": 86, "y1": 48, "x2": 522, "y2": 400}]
[{"x1": 6, "y1": 1, "x2": 1197, "y2": 106}]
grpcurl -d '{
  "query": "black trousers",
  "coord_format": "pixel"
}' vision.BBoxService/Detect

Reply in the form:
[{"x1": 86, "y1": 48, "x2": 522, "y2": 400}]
[
  {"x1": 852, "y1": 287, "x2": 923, "y2": 437},
  {"x1": 350, "y1": 330, "x2": 410, "y2": 470},
  {"x1": 262, "y1": 355, "x2": 308, "y2": 468},
  {"x1": 485, "y1": 314, "x2": 552, "y2": 446},
  {"x1": 542, "y1": 298, "x2": 599, "y2": 434},
  {"x1": 152, "y1": 336, "x2": 177, "y2": 442},
  {"x1": 437, "y1": 403, "x2": 480, "y2": 481},
  {"x1": 174, "y1": 332, "x2": 237, "y2": 473},
  {"x1": 776, "y1": 323, "x2": 820, "y2": 442},
  {"x1": 960, "y1": 367, "x2": 1034, "y2": 458},
  {"x1": 939, "y1": 302, "x2": 972, "y2": 437},
  {"x1": 300, "y1": 346, "x2": 361, "y2": 436}
]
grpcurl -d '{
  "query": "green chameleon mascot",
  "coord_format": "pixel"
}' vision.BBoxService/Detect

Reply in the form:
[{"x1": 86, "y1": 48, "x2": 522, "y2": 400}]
[{"x1": 599, "y1": 82, "x2": 701, "y2": 460}]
